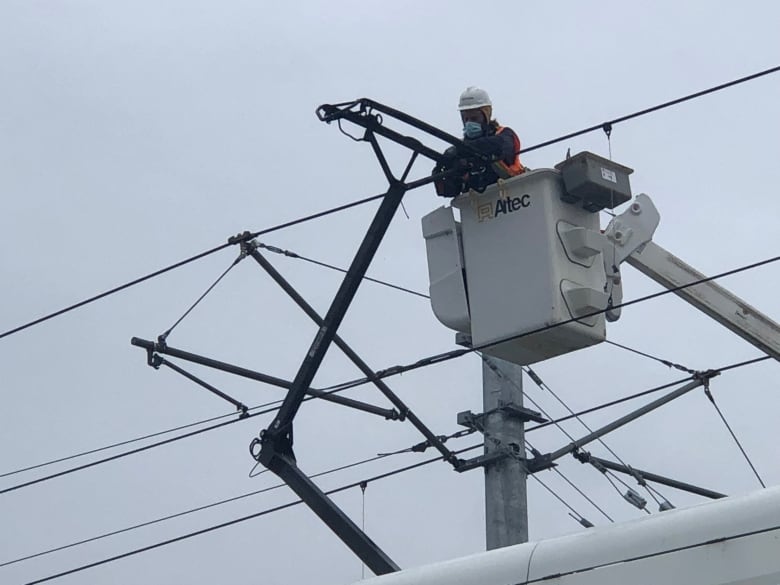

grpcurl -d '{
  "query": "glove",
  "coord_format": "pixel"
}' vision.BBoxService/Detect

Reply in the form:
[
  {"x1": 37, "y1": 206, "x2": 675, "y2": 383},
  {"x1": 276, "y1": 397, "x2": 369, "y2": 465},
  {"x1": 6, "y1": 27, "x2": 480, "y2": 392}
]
[{"x1": 441, "y1": 145, "x2": 458, "y2": 163}]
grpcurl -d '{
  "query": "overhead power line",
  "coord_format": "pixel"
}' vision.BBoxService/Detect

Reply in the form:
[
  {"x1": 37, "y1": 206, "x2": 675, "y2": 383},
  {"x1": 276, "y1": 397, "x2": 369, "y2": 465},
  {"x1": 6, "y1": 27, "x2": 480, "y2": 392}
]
[
  {"x1": 3, "y1": 64, "x2": 778, "y2": 343},
  {"x1": 523, "y1": 365, "x2": 673, "y2": 506},
  {"x1": 318, "y1": 255, "x2": 780, "y2": 394},
  {"x1": 2, "y1": 356, "x2": 769, "y2": 499},
  {"x1": 23, "y1": 438, "x2": 598, "y2": 585},
  {"x1": 255, "y1": 242, "x2": 430, "y2": 299},
  {"x1": 5, "y1": 242, "x2": 770, "y2": 483},
  {"x1": 256, "y1": 243, "x2": 707, "y2": 379},
  {"x1": 21, "y1": 445, "x2": 478, "y2": 584},
  {"x1": 520, "y1": 64, "x2": 780, "y2": 155},
  {"x1": 0, "y1": 409, "x2": 238, "y2": 480},
  {"x1": 1, "y1": 452, "x2": 394, "y2": 569}
]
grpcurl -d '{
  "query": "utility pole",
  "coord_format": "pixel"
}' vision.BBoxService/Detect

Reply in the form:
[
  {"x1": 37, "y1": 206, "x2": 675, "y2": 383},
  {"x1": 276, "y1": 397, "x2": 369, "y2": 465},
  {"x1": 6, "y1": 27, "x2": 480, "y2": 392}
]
[{"x1": 482, "y1": 356, "x2": 528, "y2": 548}]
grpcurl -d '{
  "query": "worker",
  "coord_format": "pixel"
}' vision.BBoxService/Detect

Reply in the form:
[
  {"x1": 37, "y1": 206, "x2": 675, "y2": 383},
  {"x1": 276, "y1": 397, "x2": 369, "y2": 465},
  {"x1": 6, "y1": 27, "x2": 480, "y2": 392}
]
[{"x1": 434, "y1": 86, "x2": 525, "y2": 197}]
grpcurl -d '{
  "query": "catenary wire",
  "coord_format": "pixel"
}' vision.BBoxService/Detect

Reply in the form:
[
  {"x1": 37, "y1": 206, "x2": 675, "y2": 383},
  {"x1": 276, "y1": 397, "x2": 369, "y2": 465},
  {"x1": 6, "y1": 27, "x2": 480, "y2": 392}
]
[
  {"x1": 0, "y1": 190, "x2": 388, "y2": 343},
  {"x1": 1, "y1": 354, "x2": 770, "y2": 495},
  {"x1": 255, "y1": 242, "x2": 430, "y2": 299},
  {"x1": 519, "y1": 64, "x2": 780, "y2": 155},
  {"x1": 21, "y1": 444, "x2": 479, "y2": 584},
  {"x1": 523, "y1": 365, "x2": 672, "y2": 506},
  {"x1": 483, "y1": 354, "x2": 666, "y2": 512},
  {"x1": 525, "y1": 439, "x2": 614, "y2": 523},
  {"x1": 4, "y1": 365, "x2": 765, "y2": 578},
  {"x1": 604, "y1": 340, "x2": 696, "y2": 374},
  {"x1": 24, "y1": 439, "x2": 596, "y2": 585},
  {"x1": 242, "y1": 237, "x2": 750, "y2": 386},
  {"x1": 317, "y1": 254, "x2": 780, "y2": 395},
  {"x1": 4, "y1": 426, "x2": 472, "y2": 569},
  {"x1": 3, "y1": 64, "x2": 778, "y2": 344},
  {"x1": 0, "y1": 409, "x2": 238, "y2": 480},
  {"x1": 1, "y1": 451, "x2": 396, "y2": 569},
  {"x1": 702, "y1": 387, "x2": 766, "y2": 488},
  {"x1": 0, "y1": 398, "x2": 284, "y2": 495},
  {"x1": 259, "y1": 242, "x2": 704, "y2": 379},
  {"x1": 5, "y1": 238, "x2": 766, "y2": 482}
]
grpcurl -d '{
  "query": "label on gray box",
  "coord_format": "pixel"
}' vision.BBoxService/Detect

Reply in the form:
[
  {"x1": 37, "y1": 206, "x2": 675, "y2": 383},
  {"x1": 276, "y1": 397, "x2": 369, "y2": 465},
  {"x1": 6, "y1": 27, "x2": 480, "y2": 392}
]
[{"x1": 600, "y1": 167, "x2": 617, "y2": 183}]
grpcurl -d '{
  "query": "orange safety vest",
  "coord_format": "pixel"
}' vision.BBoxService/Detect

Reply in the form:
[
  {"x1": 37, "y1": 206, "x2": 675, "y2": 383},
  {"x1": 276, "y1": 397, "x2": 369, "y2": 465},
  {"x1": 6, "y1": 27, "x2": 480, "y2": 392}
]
[{"x1": 492, "y1": 126, "x2": 525, "y2": 178}]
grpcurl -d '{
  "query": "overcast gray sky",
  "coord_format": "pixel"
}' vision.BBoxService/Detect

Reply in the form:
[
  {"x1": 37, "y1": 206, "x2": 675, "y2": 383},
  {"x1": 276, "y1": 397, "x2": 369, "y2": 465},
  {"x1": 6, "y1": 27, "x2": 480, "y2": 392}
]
[{"x1": 2, "y1": 2, "x2": 779, "y2": 584}]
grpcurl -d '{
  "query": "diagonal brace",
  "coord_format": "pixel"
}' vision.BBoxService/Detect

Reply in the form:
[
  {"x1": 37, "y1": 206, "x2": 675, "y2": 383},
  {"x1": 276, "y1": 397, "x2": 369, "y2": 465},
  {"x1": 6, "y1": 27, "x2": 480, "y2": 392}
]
[
  {"x1": 154, "y1": 354, "x2": 249, "y2": 416},
  {"x1": 527, "y1": 372, "x2": 718, "y2": 472},
  {"x1": 257, "y1": 181, "x2": 408, "y2": 453},
  {"x1": 130, "y1": 337, "x2": 398, "y2": 420},
  {"x1": 248, "y1": 246, "x2": 462, "y2": 467},
  {"x1": 574, "y1": 451, "x2": 726, "y2": 499}
]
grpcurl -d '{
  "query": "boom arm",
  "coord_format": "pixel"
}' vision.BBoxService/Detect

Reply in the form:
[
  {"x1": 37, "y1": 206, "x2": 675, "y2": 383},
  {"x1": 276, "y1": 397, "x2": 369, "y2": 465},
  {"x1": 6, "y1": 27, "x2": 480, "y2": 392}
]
[
  {"x1": 627, "y1": 241, "x2": 780, "y2": 361},
  {"x1": 605, "y1": 194, "x2": 780, "y2": 361}
]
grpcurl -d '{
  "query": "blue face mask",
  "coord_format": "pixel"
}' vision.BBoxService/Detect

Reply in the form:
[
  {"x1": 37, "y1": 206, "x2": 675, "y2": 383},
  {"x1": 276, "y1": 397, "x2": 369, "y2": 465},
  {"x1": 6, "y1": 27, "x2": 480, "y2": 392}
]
[{"x1": 463, "y1": 121, "x2": 484, "y2": 139}]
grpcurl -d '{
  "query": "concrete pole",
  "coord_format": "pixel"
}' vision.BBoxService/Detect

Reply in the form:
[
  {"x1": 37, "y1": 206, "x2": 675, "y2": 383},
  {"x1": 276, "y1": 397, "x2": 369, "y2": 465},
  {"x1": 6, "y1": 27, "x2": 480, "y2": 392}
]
[{"x1": 482, "y1": 356, "x2": 528, "y2": 549}]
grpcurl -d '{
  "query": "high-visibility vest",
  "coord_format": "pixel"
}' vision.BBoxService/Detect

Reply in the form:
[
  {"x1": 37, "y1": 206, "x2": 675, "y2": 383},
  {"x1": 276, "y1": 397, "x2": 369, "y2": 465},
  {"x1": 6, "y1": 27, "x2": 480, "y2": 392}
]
[{"x1": 492, "y1": 126, "x2": 525, "y2": 178}]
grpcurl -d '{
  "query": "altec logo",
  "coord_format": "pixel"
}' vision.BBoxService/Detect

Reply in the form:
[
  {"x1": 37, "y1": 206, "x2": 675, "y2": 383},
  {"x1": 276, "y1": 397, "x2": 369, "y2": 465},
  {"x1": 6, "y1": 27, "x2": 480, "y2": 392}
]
[{"x1": 476, "y1": 194, "x2": 531, "y2": 222}]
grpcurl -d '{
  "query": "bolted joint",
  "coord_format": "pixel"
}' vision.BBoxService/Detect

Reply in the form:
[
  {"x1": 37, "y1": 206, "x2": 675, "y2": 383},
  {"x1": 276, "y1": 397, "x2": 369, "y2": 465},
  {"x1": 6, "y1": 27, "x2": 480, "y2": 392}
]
[
  {"x1": 525, "y1": 453, "x2": 557, "y2": 473},
  {"x1": 239, "y1": 238, "x2": 259, "y2": 258},
  {"x1": 455, "y1": 450, "x2": 509, "y2": 473},
  {"x1": 250, "y1": 429, "x2": 296, "y2": 473},
  {"x1": 227, "y1": 231, "x2": 253, "y2": 246}
]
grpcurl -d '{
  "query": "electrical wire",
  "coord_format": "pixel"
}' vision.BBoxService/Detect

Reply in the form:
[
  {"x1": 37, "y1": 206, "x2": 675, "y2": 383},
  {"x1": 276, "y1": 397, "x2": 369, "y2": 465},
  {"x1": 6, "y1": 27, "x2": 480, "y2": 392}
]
[
  {"x1": 523, "y1": 365, "x2": 672, "y2": 506},
  {"x1": 0, "y1": 191, "x2": 387, "y2": 342},
  {"x1": 253, "y1": 243, "x2": 704, "y2": 381},
  {"x1": 256, "y1": 242, "x2": 430, "y2": 299},
  {"x1": 22, "y1": 436, "x2": 603, "y2": 584},
  {"x1": 0, "y1": 399, "x2": 282, "y2": 496},
  {"x1": 3, "y1": 64, "x2": 778, "y2": 344},
  {"x1": 8, "y1": 356, "x2": 770, "y2": 575},
  {"x1": 317, "y1": 254, "x2": 780, "y2": 395},
  {"x1": 249, "y1": 243, "x2": 718, "y2": 390},
  {"x1": 529, "y1": 470, "x2": 593, "y2": 527},
  {"x1": 3, "y1": 356, "x2": 769, "y2": 496},
  {"x1": 21, "y1": 444, "x2": 482, "y2": 585},
  {"x1": 702, "y1": 387, "x2": 766, "y2": 488},
  {"x1": 0, "y1": 409, "x2": 238, "y2": 480},
  {"x1": 525, "y1": 439, "x2": 613, "y2": 523},
  {"x1": 604, "y1": 340, "x2": 697, "y2": 374},
  {"x1": 519, "y1": 64, "x2": 780, "y2": 156},
  {"x1": 483, "y1": 353, "x2": 668, "y2": 513},
  {"x1": 1, "y1": 451, "x2": 394, "y2": 569}
]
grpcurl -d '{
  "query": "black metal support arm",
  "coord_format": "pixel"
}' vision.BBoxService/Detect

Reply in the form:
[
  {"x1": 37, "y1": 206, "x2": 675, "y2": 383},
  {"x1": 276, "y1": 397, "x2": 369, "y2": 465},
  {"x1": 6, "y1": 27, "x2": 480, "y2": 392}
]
[
  {"x1": 257, "y1": 449, "x2": 400, "y2": 575},
  {"x1": 574, "y1": 451, "x2": 727, "y2": 500},
  {"x1": 527, "y1": 372, "x2": 719, "y2": 472},
  {"x1": 252, "y1": 179, "x2": 407, "y2": 577},
  {"x1": 248, "y1": 246, "x2": 462, "y2": 468},
  {"x1": 248, "y1": 98, "x2": 484, "y2": 575},
  {"x1": 130, "y1": 337, "x2": 398, "y2": 420},
  {"x1": 155, "y1": 355, "x2": 249, "y2": 415},
  {"x1": 316, "y1": 98, "x2": 491, "y2": 165}
]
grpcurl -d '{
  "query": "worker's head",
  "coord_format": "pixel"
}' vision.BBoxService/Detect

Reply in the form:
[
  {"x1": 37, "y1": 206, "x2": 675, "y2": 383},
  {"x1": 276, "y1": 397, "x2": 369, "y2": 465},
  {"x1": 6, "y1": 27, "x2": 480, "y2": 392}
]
[{"x1": 458, "y1": 86, "x2": 492, "y2": 138}]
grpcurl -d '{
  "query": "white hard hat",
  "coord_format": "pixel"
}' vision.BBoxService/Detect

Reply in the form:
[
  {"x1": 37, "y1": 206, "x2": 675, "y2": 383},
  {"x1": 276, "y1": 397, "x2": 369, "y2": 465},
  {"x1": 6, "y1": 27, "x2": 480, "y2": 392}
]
[{"x1": 458, "y1": 86, "x2": 492, "y2": 111}]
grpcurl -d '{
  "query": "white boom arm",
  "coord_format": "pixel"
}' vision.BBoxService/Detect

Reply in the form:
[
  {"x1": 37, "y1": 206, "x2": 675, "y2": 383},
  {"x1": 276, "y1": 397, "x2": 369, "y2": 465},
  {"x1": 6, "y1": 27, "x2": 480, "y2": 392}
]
[
  {"x1": 627, "y1": 241, "x2": 780, "y2": 361},
  {"x1": 603, "y1": 194, "x2": 780, "y2": 361}
]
